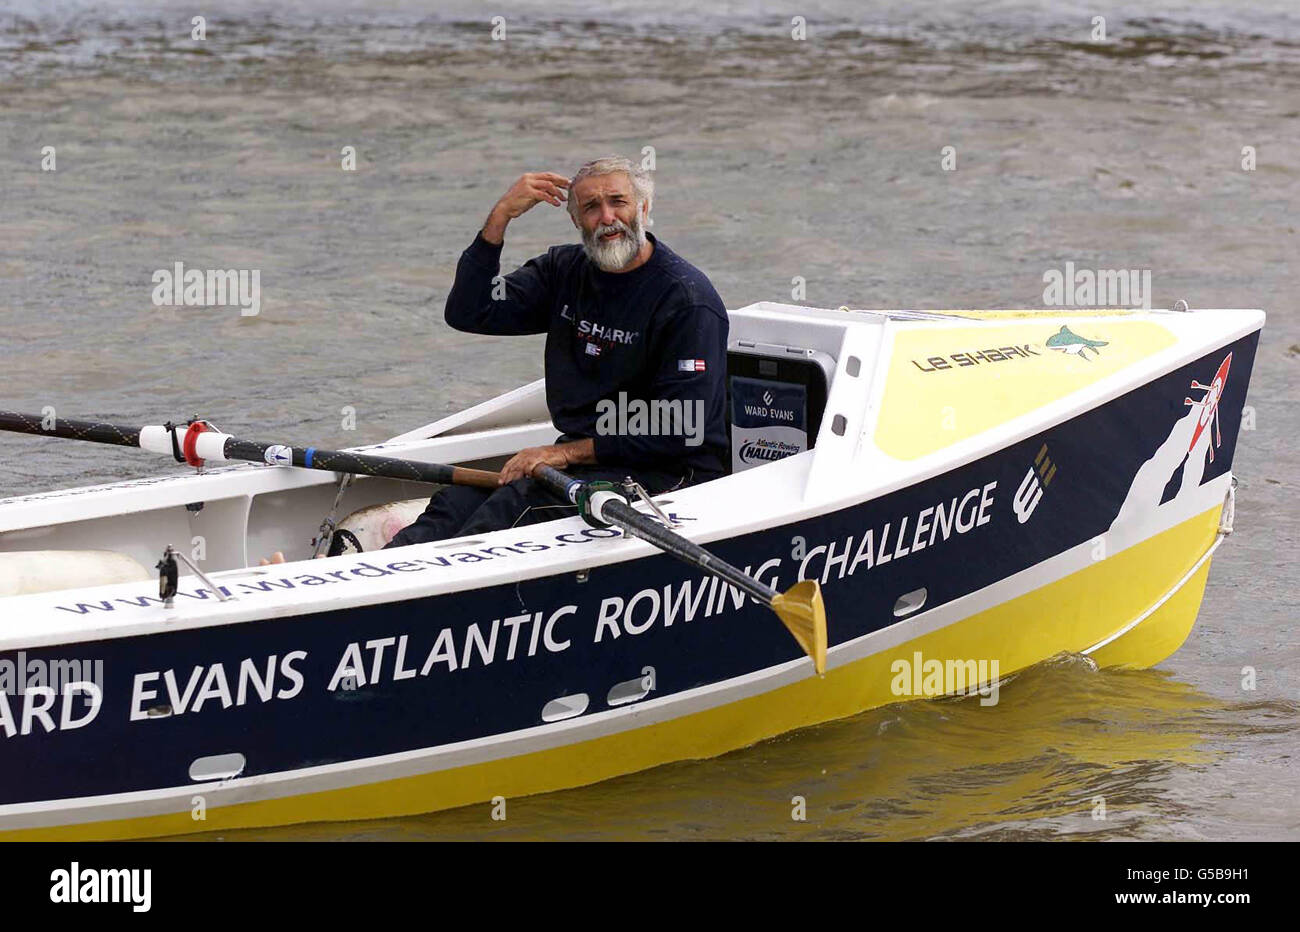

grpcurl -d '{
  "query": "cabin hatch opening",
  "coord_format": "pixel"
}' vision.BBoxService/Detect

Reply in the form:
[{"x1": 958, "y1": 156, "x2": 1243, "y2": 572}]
[{"x1": 725, "y1": 340, "x2": 833, "y2": 474}]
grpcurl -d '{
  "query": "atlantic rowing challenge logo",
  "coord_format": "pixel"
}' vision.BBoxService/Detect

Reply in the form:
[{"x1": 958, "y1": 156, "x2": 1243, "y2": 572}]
[
  {"x1": 1046, "y1": 325, "x2": 1108, "y2": 360},
  {"x1": 738, "y1": 437, "x2": 802, "y2": 464}
]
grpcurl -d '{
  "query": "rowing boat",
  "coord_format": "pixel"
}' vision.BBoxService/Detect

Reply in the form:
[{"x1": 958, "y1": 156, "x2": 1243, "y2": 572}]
[{"x1": 0, "y1": 301, "x2": 1263, "y2": 839}]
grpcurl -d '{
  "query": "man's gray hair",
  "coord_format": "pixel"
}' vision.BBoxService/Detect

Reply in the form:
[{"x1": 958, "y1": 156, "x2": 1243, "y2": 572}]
[{"x1": 567, "y1": 156, "x2": 654, "y2": 219}]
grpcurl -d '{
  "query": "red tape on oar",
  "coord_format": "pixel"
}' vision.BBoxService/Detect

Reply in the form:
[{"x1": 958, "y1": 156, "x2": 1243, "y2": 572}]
[{"x1": 182, "y1": 420, "x2": 211, "y2": 468}]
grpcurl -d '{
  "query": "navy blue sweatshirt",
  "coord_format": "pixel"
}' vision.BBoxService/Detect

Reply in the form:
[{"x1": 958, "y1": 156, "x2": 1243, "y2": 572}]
[{"x1": 445, "y1": 231, "x2": 729, "y2": 477}]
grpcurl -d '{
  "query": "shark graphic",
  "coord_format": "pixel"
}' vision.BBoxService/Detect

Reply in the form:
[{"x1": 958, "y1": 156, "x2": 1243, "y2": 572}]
[{"x1": 1046, "y1": 325, "x2": 1108, "y2": 359}]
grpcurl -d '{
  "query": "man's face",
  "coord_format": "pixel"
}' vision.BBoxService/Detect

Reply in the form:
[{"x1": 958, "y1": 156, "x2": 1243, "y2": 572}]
[{"x1": 571, "y1": 171, "x2": 650, "y2": 272}]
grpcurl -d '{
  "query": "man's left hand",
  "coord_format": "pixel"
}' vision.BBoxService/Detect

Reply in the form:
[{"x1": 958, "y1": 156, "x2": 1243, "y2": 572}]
[{"x1": 498, "y1": 440, "x2": 595, "y2": 484}]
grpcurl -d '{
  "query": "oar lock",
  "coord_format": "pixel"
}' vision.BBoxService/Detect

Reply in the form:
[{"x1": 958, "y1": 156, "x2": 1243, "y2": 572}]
[
  {"x1": 163, "y1": 416, "x2": 219, "y2": 471},
  {"x1": 154, "y1": 544, "x2": 234, "y2": 609},
  {"x1": 155, "y1": 546, "x2": 179, "y2": 606},
  {"x1": 575, "y1": 477, "x2": 676, "y2": 532}
]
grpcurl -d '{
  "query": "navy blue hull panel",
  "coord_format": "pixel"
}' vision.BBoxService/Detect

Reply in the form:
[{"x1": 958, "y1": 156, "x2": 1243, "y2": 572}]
[{"x1": 0, "y1": 332, "x2": 1258, "y2": 805}]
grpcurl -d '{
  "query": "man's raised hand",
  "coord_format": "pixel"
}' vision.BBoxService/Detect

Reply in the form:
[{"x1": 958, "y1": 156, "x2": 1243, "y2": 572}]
[
  {"x1": 482, "y1": 172, "x2": 571, "y2": 243},
  {"x1": 500, "y1": 172, "x2": 571, "y2": 214}
]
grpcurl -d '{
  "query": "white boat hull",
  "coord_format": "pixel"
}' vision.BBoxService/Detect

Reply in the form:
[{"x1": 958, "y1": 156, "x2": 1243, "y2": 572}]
[{"x1": 0, "y1": 304, "x2": 1263, "y2": 839}]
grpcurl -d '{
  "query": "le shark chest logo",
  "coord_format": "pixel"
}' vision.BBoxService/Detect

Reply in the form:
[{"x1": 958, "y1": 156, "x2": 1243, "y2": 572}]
[
  {"x1": 1046, "y1": 325, "x2": 1108, "y2": 359},
  {"x1": 560, "y1": 305, "x2": 639, "y2": 350}
]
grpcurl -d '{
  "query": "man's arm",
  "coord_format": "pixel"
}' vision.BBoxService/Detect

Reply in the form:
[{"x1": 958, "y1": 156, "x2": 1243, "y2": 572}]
[
  {"x1": 480, "y1": 172, "x2": 569, "y2": 245},
  {"x1": 444, "y1": 172, "x2": 571, "y2": 336},
  {"x1": 498, "y1": 438, "x2": 595, "y2": 485}
]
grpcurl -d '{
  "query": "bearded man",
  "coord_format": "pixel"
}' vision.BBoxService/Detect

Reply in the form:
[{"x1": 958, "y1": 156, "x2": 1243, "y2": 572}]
[{"x1": 384, "y1": 156, "x2": 729, "y2": 547}]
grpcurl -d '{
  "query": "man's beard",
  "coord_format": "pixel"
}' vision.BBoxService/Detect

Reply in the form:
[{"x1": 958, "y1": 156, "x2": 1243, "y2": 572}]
[{"x1": 581, "y1": 211, "x2": 647, "y2": 272}]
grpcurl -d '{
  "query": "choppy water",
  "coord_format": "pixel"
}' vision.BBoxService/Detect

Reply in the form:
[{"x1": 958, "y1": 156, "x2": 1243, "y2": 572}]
[{"x1": 2, "y1": 0, "x2": 1297, "y2": 841}]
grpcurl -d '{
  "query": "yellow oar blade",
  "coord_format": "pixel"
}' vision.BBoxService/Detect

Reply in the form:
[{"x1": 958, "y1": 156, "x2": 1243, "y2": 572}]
[{"x1": 771, "y1": 579, "x2": 827, "y2": 675}]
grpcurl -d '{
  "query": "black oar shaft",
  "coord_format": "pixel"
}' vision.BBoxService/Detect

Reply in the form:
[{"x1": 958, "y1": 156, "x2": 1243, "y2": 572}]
[
  {"x1": 221, "y1": 439, "x2": 499, "y2": 488},
  {"x1": 606, "y1": 499, "x2": 777, "y2": 606},
  {"x1": 0, "y1": 411, "x2": 500, "y2": 489},
  {"x1": 0, "y1": 411, "x2": 141, "y2": 447},
  {"x1": 533, "y1": 465, "x2": 776, "y2": 607}
]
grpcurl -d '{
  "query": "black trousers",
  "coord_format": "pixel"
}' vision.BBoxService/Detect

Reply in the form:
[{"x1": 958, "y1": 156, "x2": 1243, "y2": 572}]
[{"x1": 383, "y1": 465, "x2": 705, "y2": 549}]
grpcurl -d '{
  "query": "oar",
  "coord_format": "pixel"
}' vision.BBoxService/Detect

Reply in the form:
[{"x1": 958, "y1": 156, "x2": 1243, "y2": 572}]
[
  {"x1": 533, "y1": 465, "x2": 827, "y2": 674},
  {"x1": 0, "y1": 411, "x2": 501, "y2": 489},
  {"x1": 0, "y1": 410, "x2": 828, "y2": 673}
]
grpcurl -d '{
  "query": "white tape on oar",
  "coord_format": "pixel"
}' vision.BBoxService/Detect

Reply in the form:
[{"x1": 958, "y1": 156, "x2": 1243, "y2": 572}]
[
  {"x1": 587, "y1": 490, "x2": 623, "y2": 523},
  {"x1": 195, "y1": 432, "x2": 232, "y2": 460},
  {"x1": 137, "y1": 425, "x2": 176, "y2": 455},
  {"x1": 137, "y1": 426, "x2": 232, "y2": 461}
]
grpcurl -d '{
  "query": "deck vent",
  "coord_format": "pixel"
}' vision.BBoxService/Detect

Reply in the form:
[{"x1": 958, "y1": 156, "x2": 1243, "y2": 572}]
[
  {"x1": 189, "y1": 752, "x2": 246, "y2": 782},
  {"x1": 846, "y1": 356, "x2": 862, "y2": 377},
  {"x1": 893, "y1": 588, "x2": 927, "y2": 617},
  {"x1": 831, "y1": 414, "x2": 847, "y2": 436},
  {"x1": 541, "y1": 694, "x2": 589, "y2": 723}
]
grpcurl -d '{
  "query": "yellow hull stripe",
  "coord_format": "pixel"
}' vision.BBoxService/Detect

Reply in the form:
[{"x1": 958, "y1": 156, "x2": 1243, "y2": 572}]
[{"x1": 5, "y1": 505, "x2": 1220, "y2": 841}]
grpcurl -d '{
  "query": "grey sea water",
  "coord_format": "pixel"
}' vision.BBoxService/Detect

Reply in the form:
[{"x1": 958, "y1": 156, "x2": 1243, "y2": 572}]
[{"x1": 0, "y1": 0, "x2": 1297, "y2": 840}]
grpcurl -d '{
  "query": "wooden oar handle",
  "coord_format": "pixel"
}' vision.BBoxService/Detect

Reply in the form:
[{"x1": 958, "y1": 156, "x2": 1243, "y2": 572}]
[{"x1": 450, "y1": 466, "x2": 503, "y2": 489}]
